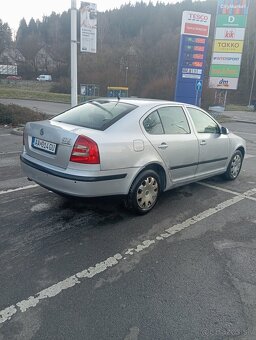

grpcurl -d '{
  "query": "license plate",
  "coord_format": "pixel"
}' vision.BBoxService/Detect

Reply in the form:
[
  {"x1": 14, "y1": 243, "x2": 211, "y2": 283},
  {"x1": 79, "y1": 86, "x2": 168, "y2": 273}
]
[{"x1": 32, "y1": 137, "x2": 57, "y2": 154}]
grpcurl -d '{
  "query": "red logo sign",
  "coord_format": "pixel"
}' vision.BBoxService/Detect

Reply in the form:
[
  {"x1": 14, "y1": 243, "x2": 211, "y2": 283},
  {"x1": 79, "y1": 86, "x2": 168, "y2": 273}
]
[{"x1": 184, "y1": 23, "x2": 209, "y2": 37}]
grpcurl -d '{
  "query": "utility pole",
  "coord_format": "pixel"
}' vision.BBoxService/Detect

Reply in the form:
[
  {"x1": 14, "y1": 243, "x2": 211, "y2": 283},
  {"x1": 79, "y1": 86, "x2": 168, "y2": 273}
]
[
  {"x1": 248, "y1": 33, "x2": 256, "y2": 106},
  {"x1": 125, "y1": 66, "x2": 128, "y2": 85},
  {"x1": 248, "y1": 57, "x2": 256, "y2": 106},
  {"x1": 71, "y1": 0, "x2": 78, "y2": 107}
]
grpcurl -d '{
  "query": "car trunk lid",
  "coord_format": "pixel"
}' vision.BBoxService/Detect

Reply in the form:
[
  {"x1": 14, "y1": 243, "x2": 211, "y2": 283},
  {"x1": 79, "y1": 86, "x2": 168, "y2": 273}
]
[{"x1": 24, "y1": 120, "x2": 101, "y2": 169}]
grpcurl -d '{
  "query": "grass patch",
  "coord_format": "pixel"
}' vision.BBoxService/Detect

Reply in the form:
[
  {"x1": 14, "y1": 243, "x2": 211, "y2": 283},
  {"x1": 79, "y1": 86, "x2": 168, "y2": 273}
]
[
  {"x1": 0, "y1": 103, "x2": 49, "y2": 126},
  {"x1": 215, "y1": 115, "x2": 232, "y2": 124},
  {"x1": 209, "y1": 112, "x2": 232, "y2": 124},
  {"x1": 0, "y1": 80, "x2": 71, "y2": 103},
  {"x1": 225, "y1": 104, "x2": 250, "y2": 111}
]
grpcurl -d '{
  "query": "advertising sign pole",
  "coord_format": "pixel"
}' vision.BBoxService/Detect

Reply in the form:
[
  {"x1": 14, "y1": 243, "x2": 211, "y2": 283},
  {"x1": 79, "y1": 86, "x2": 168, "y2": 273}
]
[
  {"x1": 71, "y1": 0, "x2": 78, "y2": 107},
  {"x1": 208, "y1": 0, "x2": 250, "y2": 99},
  {"x1": 79, "y1": 2, "x2": 97, "y2": 99},
  {"x1": 248, "y1": 60, "x2": 256, "y2": 106},
  {"x1": 248, "y1": 36, "x2": 256, "y2": 106},
  {"x1": 174, "y1": 11, "x2": 211, "y2": 106},
  {"x1": 80, "y1": 2, "x2": 97, "y2": 54}
]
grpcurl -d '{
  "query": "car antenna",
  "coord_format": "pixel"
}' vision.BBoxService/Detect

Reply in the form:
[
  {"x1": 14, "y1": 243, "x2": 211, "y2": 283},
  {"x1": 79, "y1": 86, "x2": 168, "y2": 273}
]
[{"x1": 117, "y1": 94, "x2": 120, "y2": 100}]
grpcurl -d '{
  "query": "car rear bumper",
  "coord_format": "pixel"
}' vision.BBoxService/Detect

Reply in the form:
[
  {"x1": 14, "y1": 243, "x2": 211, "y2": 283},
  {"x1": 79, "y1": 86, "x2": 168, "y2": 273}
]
[{"x1": 20, "y1": 154, "x2": 136, "y2": 197}]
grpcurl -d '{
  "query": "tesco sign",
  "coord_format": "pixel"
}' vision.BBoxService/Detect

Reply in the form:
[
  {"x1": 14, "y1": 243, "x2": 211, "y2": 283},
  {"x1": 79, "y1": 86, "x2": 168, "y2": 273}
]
[
  {"x1": 188, "y1": 13, "x2": 210, "y2": 22},
  {"x1": 181, "y1": 11, "x2": 211, "y2": 37}
]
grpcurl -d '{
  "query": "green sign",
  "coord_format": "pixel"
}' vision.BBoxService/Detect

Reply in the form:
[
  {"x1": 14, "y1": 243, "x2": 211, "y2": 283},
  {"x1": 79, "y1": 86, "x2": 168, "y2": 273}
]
[
  {"x1": 216, "y1": 15, "x2": 247, "y2": 28},
  {"x1": 209, "y1": 64, "x2": 241, "y2": 78}
]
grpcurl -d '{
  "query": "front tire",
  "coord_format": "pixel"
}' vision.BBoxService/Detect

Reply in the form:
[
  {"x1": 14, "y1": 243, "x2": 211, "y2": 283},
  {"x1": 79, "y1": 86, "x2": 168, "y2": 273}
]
[
  {"x1": 224, "y1": 150, "x2": 243, "y2": 180},
  {"x1": 126, "y1": 169, "x2": 161, "y2": 214}
]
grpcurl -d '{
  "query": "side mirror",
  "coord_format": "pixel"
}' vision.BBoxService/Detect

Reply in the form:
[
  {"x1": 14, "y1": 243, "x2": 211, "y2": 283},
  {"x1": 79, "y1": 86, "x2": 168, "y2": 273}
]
[{"x1": 221, "y1": 126, "x2": 229, "y2": 135}]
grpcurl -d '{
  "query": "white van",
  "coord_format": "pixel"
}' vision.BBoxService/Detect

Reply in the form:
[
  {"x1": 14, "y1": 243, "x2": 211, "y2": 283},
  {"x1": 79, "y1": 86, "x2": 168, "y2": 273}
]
[{"x1": 36, "y1": 75, "x2": 52, "y2": 81}]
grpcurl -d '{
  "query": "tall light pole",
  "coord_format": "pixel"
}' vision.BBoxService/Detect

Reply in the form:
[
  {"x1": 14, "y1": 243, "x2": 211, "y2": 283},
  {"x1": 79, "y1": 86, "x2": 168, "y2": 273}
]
[
  {"x1": 248, "y1": 58, "x2": 256, "y2": 107},
  {"x1": 248, "y1": 33, "x2": 256, "y2": 107},
  {"x1": 71, "y1": 0, "x2": 77, "y2": 107},
  {"x1": 125, "y1": 66, "x2": 129, "y2": 85}
]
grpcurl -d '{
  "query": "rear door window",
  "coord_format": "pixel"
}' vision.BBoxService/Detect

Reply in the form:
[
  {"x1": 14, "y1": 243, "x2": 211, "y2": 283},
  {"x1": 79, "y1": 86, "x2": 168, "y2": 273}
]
[
  {"x1": 158, "y1": 106, "x2": 190, "y2": 134},
  {"x1": 143, "y1": 106, "x2": 190, "y2": 135}
]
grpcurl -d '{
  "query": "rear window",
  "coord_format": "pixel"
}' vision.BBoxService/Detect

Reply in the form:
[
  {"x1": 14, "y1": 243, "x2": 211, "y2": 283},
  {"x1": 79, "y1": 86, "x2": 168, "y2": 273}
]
[{"x1": 52, "y1": 100, "x2": 137, "y2": 130}]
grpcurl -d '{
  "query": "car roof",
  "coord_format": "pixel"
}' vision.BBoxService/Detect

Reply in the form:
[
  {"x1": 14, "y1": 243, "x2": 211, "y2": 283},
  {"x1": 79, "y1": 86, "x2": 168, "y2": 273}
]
[{"x1": 92, "y1": 97, "x2": 193, "y2": 108}]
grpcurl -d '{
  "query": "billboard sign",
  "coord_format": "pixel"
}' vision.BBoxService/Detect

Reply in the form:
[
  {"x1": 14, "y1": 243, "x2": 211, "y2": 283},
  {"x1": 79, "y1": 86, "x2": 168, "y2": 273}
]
[
  {"x1": 80, "y1": 2, "x2": 97, "y2": 53},
  {"x1": 216, "y1": 15, "x2": 247, "y2": 27},
  {"x1": 209, "y1": 77, "x2": 239, "y2": 90},
  {"x1": 209, "y1": 64, "x2": 240, "y2": 78},
  {"x1": 215, "y1": 27, "x2": 245, "y2": 40},
  {"x1": 175, "y1": 11, "x2": 211, "y2": 105},
  {"x1": 211, "y1": 52, "x2": 242, "y2": 65},
  {"x1": 213, "y1": 40, "x2": 244, "y2": 53},
  {"x1": 209, "y1": 0, "x2": 250, "y2": 90},
  {"x1": 217, "y1": 0, "x2": 249, "y2": 15},
  {"x1": 181, "y1": 11, "x2": 211, "y2": 37}
]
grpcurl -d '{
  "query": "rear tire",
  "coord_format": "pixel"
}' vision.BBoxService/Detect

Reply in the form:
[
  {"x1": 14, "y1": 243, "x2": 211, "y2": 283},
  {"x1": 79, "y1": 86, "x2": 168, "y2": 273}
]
[
  {"x1": 126, "y1": 169, "x2": 161, "y2": 214},
  {"x1": 223, "y1": 150, "x2": 243, "y2": 180}
]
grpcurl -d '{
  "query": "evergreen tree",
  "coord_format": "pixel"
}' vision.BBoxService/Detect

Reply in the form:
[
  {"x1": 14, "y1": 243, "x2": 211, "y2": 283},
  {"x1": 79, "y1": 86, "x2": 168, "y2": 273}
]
[{"x1": 0, "y1": 19, "x2": 12, "y2": 53}]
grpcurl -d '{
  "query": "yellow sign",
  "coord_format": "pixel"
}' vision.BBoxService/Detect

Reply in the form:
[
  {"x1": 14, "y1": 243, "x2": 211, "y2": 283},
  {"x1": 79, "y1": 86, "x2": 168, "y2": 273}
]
[{"x1": 213, "y1": 40, "x2": 244, "y2": 53}]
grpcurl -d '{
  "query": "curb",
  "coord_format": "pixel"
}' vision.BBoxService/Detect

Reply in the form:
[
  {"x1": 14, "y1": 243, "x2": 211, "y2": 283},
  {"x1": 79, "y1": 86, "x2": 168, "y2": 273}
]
[
  {"x1": 211, "y1": 114, "x2": 256, "y2": 125},
  {"x1": 11, "y1": 127, "x2": 24, "y2": 136},
  {"x1": 229, "y1": 119, "x2": 256, "y2": 125}
]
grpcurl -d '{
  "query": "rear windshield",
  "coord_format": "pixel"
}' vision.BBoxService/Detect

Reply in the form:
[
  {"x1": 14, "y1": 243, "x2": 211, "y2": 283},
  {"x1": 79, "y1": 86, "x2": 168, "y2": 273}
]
[{"x1": 52, "y1": 100, "x2": 137, "y2": 130}]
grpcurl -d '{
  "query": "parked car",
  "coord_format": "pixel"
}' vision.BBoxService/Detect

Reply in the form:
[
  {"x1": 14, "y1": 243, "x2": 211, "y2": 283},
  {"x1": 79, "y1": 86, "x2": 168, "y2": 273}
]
[
  {"x1": 36, "y1": 74, "x2": 52, "y2": 81},
  {"x1": 6, "y1": 75, "x2": 22, "y2": 80},
  {"x1": 20, "y1": 98, "x2": 246, "y2": 214}
]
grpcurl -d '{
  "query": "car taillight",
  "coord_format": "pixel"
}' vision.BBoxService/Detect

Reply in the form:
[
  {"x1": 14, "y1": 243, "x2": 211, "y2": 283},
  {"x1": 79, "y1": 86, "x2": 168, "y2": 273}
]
[{"x1": 70, "y1": 135, "x2": 100, "y2": 164}]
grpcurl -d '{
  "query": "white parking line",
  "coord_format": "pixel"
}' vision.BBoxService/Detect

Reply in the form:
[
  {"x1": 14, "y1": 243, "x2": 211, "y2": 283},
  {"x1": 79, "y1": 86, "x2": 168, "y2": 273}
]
[
  {"x1": 198, "y1": 182, "x2": 256, "y2": 201},
  {"x1": 0, "y1": 151, "x2": 21, "y2": 156},
  {"x1": 0, "y1": 184, "x2": 38, "y2": 195},
  {"x1": 233, "y1": 131, "x2": 256, "y2": 136},
  {"x1": 245, "y1": 154, "x2": 255, "y2": 159},
  {"x1": 1, "y1": 187, "x2": 256, "y2": 324}
]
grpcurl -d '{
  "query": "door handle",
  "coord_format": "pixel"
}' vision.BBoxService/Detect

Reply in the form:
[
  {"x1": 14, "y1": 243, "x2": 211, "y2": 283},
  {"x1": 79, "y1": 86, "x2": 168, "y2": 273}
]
[
  {"x1": 200, "y1": 140, "x2": 206, "y2": 145},
  {"x1": 158, "y1": 143, "x2": 168, "y2": 149}
]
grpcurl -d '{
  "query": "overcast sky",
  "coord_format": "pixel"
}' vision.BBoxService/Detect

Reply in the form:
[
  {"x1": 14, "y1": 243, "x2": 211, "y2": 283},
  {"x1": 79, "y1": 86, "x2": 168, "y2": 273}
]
[{"x1": 1, "y1": 0, "x2": 180, "y2": 33}]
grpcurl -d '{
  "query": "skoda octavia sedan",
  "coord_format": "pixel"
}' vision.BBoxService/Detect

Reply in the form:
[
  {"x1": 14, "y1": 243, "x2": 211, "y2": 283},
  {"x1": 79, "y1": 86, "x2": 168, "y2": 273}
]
[{"x1": 21, "y1": 98, "x2": 246, "y2": 214}]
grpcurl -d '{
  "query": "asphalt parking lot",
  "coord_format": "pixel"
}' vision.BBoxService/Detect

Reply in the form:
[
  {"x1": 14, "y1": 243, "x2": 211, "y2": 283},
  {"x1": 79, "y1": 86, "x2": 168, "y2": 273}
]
[{"x1": 0, "y1": 118, "x2": 256, "y2": 340}]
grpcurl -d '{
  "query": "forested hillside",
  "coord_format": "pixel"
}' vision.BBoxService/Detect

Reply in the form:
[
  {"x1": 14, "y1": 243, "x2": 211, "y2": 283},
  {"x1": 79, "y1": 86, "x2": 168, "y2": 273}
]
[{"x1": 0, "y1": 0, "x2": 256, "y2": 104}]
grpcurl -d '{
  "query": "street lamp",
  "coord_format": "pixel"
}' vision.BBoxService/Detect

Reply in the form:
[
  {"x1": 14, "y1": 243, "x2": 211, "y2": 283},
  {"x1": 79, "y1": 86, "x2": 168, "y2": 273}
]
[
  {"x1": 125, "y1": 66, "x2": 128, "y2": 85},
  {"x1": 248, "y1": 20, "x2": 256, "y2": 107},
  {"x1": 71, "y1": 0, "x2": 77, "y2": 107}
]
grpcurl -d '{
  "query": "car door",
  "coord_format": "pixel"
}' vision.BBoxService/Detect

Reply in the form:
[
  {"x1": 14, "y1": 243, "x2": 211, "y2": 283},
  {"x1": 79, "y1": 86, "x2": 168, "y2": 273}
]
[
  {"x1": 186, "y1": 107, "x2": 229, "y2": 177},
  {"x1": 142, "y1": 105, "x2": 199, "y2": 183}
]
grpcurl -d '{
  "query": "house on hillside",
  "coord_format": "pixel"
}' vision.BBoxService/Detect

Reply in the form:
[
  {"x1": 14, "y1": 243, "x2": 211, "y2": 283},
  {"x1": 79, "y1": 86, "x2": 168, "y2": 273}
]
[
  {"x1": 34, "y1": 47, "x2": 58, "y2": 73},
  {"x1": 0, "y1": 48, "x2": 25, "y2": 65},
  {"x1": 34, "y1": 46, "x2": 67, "y2": 75},
  {"x1": 0, "y1": 45, "x2": 67, "y2": 77}
]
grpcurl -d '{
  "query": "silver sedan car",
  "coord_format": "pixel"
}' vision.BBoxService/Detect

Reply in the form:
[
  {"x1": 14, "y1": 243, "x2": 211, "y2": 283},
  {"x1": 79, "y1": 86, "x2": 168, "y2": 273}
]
[{"x1": 20, "y1": 98, "x2": 246, "y2": 214}]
